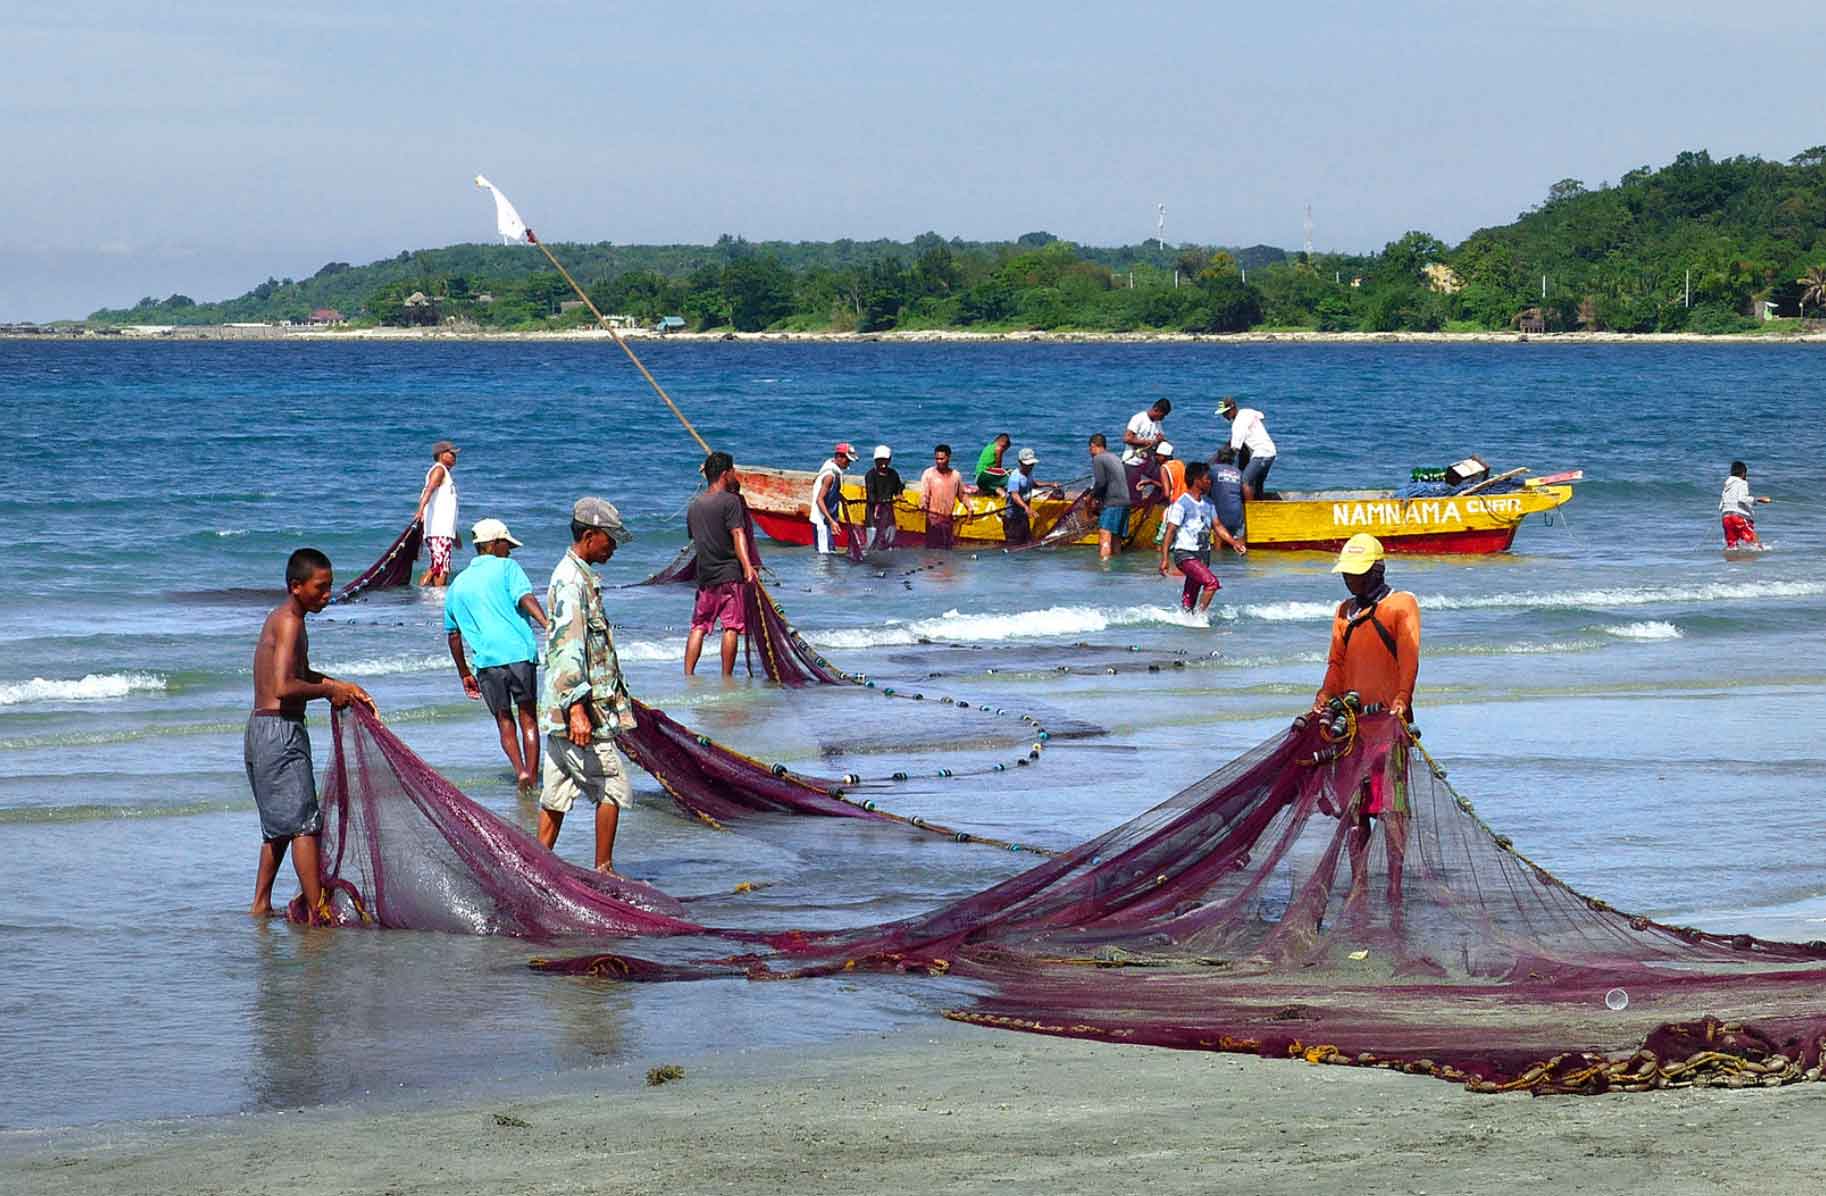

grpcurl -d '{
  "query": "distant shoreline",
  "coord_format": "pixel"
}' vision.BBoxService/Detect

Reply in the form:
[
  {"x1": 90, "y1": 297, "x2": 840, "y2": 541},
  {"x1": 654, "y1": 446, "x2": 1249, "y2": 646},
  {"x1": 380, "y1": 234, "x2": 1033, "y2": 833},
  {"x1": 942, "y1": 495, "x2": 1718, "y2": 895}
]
[{"x1": 5, "y1": 325, "x2": 1826, "y2": 345}]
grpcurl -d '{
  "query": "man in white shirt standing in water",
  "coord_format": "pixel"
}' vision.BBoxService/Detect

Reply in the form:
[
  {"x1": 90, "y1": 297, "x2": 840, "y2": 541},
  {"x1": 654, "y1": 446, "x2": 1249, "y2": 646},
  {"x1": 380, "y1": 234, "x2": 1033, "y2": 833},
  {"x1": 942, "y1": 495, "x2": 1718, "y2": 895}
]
[
  {"x1": 414, "y1": 439, "x2": 460, "y2": 587},
  {"x1": 1218, "y1": 397, "x2": 1277, "y2": 497},
  {"x1": 809, "y1": 442, "x2": 855, "y2": 555}
]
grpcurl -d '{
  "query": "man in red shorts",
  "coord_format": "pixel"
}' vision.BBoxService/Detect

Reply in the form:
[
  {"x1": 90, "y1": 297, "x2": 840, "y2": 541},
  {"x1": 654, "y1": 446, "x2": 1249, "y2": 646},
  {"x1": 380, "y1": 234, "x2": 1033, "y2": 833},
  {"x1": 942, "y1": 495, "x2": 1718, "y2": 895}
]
[
  {"x1": 685, "y1": 451, "x2": 759, "y2": 676},
  {"x1": 1719, "y1": 460, "x2": 1772, "y2": 548}
]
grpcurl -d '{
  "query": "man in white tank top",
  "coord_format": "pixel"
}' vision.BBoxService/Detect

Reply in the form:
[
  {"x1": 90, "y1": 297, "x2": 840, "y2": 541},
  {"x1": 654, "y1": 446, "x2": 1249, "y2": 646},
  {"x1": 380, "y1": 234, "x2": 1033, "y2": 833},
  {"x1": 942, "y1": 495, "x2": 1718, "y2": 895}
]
[{"x1": 415, "y1": 440, "x2": 461, "y2": 586}]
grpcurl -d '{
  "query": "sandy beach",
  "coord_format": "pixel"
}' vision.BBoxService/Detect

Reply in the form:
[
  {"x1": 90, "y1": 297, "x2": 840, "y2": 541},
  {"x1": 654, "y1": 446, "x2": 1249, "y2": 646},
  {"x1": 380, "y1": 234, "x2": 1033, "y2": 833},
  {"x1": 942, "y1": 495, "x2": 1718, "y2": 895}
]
[
  {"x1": 8, "y1": 1026, "x2": 1826, "y2": 1196},
  {"x1": 6, "y1": 323, "x2": 1826, "y2": 345}
]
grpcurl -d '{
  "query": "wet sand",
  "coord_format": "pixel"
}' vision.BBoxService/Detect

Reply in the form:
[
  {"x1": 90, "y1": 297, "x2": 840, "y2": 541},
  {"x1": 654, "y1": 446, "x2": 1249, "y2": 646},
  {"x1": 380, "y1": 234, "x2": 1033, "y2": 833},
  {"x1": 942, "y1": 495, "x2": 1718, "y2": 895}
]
[{"x1": 8, "y1": 1026, "x2": 1824, "y2": 1195}]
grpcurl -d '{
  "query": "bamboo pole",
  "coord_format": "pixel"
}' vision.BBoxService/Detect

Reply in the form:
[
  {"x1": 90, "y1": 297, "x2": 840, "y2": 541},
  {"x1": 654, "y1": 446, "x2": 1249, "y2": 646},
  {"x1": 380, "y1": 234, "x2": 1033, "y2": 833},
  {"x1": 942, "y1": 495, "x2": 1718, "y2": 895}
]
[{"x1": 531, "y1": 240, "x2": 712, "y2": 456}]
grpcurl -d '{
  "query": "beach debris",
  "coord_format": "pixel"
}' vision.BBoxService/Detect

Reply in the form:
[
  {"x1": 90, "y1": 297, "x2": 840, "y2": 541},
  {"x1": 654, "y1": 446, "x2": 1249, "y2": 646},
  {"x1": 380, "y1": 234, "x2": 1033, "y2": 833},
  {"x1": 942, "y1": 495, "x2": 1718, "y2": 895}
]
[
  {"x1": 646, "y1": 1064, "x2": 686, "y2": 1087},
  {"x1": 492, "y1": 1113, "x2": 531, "y2": 1128}
]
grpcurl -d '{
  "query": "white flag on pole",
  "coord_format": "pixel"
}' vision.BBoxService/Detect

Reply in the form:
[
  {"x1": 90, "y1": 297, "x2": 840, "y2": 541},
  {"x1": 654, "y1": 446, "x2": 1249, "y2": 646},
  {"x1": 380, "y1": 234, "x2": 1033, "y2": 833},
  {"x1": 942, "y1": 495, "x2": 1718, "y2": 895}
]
[{"x1": 474, "y1": 175, "x2": 536, "y2": 244}]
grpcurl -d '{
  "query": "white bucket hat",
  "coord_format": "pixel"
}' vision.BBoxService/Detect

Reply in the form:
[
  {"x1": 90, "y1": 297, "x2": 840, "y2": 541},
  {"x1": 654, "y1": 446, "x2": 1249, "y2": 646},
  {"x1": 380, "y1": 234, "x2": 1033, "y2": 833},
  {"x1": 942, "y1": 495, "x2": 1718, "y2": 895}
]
[{"x1": 471, "y1": 517, "x2": 523, "y2": 548}]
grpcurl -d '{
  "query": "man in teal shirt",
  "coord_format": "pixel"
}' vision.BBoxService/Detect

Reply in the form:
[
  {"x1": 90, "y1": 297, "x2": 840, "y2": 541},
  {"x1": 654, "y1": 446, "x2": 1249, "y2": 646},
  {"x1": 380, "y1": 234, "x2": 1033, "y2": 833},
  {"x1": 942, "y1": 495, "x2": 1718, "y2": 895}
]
[{"x1": 444, "y1": 518, "x2": 549, "y2": 792}]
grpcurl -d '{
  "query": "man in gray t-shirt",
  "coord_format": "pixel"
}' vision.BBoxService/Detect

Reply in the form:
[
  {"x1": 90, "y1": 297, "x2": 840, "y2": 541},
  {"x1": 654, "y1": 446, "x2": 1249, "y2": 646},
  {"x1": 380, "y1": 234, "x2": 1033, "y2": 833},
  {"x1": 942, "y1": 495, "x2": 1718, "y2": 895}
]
[
  {"x1": 1087, "y1": 432, "x2": 1132, "y2": 560},
  {"x1": 685, "y1": 452, "x2": 758, "y2": 676}
]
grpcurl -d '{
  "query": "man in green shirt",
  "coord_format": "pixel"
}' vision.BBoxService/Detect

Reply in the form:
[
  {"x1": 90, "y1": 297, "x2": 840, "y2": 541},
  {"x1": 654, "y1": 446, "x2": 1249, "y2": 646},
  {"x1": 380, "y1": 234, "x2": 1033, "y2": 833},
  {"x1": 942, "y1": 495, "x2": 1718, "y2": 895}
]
[{"x1": 974, "y1": 433, "x2": 1012, "y2": 492}]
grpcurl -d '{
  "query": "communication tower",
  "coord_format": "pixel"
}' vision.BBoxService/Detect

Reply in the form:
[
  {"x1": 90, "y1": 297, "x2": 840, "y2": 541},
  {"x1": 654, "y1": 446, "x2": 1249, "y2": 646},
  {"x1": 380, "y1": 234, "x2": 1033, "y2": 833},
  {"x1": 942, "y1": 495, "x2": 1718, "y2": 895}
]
[{"x1": 1303, "y1": 204, "x2": 1313, "y2": 255}]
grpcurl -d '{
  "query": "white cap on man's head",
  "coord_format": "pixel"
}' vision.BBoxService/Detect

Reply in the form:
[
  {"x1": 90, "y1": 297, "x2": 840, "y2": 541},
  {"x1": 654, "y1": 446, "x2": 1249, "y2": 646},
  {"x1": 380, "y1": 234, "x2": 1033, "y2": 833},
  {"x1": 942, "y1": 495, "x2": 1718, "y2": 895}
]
[
  {"x1": 873, "y1": 444, "x2": 892, "y2": 460},
  {"x1": 1016, "y1": 448, "x2": 1039, "y2": 465},
  {"x1": 1155, "y1": 442, "x2": 1175, "y2": 459},
  {"x1": 470, "y1": 517, "x2": 522, "y2": 548}
]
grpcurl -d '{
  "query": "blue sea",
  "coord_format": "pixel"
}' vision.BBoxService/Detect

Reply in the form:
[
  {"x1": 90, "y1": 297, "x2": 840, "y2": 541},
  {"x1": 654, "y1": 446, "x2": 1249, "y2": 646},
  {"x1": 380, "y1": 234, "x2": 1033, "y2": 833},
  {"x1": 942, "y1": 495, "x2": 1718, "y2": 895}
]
[{"x1": 2, "y1": 338, "x2": 1823, "y2": 1132}]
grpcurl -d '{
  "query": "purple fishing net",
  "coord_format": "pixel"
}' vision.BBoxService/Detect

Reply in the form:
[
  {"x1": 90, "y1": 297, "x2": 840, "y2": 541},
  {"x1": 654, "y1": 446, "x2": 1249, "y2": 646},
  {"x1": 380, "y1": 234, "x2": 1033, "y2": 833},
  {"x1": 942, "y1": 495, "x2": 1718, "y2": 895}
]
[
  {"x1": 617, "y1": 696, "x2": 1055, "y2": 853},
  {"x1": 741, "y1": 581, "x2": 849, "y2": 686},
  {"x1": 331, "y1": 518, "x2": 424, "y2": 603},
  {"x1": 288, "y1": 705, "x2": 700, "y2": 938},
  {"x1": 535, "y1": 715, "x2": 1826, "y2": 1094}
]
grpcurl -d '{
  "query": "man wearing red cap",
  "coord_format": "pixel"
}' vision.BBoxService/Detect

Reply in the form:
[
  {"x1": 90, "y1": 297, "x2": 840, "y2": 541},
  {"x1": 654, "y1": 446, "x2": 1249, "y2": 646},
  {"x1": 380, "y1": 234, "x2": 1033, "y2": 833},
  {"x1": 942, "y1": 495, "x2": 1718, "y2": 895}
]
[{"x1": 810, "y1": 443, "x2": 855, "y2": 555}]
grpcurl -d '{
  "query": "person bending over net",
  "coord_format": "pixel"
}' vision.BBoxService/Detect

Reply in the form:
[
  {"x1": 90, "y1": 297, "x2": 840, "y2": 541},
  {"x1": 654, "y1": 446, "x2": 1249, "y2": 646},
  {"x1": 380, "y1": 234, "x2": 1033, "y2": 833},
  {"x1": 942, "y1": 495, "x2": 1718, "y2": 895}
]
[
  {"x1": 248, "y1": 548, "x2": 376, "y2": 919},
  {"x1": 539, "y1": 498, "x2": 639, "y2": 875},
  {"x1": 1310, "y1": 533, "x2": 1419, "y2": 910}
]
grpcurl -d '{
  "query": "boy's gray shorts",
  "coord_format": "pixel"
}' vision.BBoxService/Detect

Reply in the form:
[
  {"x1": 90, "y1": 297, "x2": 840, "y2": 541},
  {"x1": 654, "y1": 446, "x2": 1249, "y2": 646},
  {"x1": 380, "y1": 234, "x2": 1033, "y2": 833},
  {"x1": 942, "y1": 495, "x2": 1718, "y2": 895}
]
[
  {"x1": 476, "y1": 660, "x2": 537, "y2": 718},
  {"x1": 244, "y1": 712, "x2": 321, "y2": 841}
]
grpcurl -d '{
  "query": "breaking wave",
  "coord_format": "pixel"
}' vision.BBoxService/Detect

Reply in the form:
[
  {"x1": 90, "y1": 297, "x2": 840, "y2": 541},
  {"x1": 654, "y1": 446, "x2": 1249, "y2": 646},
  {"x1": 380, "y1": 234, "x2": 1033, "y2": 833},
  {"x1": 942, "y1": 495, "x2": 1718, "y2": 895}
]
[
  {"x1": 812, "y1": 604, "x2": 1211, "y2": 649},
  {"x1": 0, "y1": 672, "x2": 168, "y2": 705},
  {"x1": 1601, "y1": 621, "x2": 1683, "y2": 640},
  {"x1": 320, "y1": 653, "x2": 448, "y2": 677},
  {"x1": 1222, "y1": 581, "x2": 1823, "y2": 623}
]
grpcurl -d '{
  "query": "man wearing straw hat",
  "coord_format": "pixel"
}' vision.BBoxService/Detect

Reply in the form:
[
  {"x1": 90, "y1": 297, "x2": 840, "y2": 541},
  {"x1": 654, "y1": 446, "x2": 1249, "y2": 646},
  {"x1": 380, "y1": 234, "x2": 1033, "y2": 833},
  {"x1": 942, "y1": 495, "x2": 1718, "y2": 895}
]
[
  {"x1": 539, "y1": 497, "x2": 639, "y2": 874},
  {"x1": 445, "y1": 518, "x2": 549, "y2": 792}
]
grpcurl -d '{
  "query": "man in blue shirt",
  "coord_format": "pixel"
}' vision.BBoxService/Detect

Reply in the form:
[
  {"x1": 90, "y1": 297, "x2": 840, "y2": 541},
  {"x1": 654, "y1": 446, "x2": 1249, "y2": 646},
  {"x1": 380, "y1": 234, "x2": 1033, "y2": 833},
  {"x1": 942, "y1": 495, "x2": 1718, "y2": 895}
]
[
  {"x1": 1209, "y1": 446, "x2": 1250, "y2": 547},
  {"x1": 445, "y1": 518, "x2": 550, "y2": 791}
]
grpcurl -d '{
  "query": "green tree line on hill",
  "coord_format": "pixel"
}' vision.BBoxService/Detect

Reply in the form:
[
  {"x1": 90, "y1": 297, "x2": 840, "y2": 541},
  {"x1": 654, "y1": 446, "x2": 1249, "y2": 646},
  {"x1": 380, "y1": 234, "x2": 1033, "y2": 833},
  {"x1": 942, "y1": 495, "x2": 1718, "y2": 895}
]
[{"x1": 90, "y1": 148, "x2": 1826, "y2": 335}]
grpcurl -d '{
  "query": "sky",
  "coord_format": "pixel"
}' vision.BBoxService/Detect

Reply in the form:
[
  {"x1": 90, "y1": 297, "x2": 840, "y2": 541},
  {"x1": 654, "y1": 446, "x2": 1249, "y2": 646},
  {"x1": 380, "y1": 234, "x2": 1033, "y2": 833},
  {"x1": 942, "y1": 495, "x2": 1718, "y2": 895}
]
[{"x1": 5, "y1": 1, "x2": 1824, "y2": 322}]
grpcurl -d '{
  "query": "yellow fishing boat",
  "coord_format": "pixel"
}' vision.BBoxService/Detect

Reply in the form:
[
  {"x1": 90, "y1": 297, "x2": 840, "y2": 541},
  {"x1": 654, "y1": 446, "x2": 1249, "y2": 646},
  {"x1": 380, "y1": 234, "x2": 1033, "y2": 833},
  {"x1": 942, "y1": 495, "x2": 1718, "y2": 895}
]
[{"x1": 736, "y1": 466, "x2": 1576, "y2": 555}]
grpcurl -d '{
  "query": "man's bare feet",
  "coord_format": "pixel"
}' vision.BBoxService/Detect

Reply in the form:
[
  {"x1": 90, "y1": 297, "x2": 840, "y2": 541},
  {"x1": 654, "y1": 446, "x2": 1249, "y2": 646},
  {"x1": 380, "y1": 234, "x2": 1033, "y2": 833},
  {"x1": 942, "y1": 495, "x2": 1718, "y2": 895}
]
[{"x1": 250, "y1": 902, "x2": 275, "y2": 918}]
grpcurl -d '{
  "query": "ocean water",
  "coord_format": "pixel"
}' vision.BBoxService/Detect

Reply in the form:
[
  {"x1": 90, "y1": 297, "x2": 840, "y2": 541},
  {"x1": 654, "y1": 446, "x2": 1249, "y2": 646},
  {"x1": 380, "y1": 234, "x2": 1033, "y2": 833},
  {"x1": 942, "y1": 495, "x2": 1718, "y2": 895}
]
[{"x1": 2, "y1": 338, "x2": 1823, "y2": 1132}]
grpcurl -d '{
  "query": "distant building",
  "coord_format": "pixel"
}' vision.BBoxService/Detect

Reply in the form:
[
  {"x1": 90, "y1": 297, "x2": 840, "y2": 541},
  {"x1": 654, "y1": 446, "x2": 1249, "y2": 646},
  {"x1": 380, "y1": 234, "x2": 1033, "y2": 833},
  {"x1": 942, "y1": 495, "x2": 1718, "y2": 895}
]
[
  {"x1": 1513, "y1": 307, "x2": 1547, "y2": 334},
  {"x1": 309, "y1": 308, "x2": 344, "y2": 325},
  {"x1": 475, "y1": 293, "x2": 495, "y2": 305},
  {"x1": 1760, "y1": 299, "x2": 1780, "y2": 322},
  {"x1": 657, "y1": 315, "x2": 687, "y2": 334},
  {"x1": 559, "y1": 299, "x2": 587, "y2": 314},
  {"x1": 1422, "y1": 263, "x2": 1463, "y2": 294}
]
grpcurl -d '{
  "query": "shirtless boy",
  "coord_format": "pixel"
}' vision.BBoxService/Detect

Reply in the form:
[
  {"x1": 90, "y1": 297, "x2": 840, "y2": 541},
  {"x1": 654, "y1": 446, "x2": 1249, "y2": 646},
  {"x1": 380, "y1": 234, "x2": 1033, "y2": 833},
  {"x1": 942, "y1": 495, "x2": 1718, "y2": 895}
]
[{"x1": 247, "y1": 548, "x2": 376, "y2": 918}]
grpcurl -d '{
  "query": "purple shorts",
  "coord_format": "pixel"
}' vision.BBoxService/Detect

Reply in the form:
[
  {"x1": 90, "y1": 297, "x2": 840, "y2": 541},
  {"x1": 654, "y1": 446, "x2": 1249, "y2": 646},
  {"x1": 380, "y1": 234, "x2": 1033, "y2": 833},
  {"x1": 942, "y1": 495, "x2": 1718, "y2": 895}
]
[
  {"x1": 1174, "y1": 551, "x2": 1220, "y2": 609},
  {"x1": 691, "y1": 581, "x2": 747, "y2": 633}
]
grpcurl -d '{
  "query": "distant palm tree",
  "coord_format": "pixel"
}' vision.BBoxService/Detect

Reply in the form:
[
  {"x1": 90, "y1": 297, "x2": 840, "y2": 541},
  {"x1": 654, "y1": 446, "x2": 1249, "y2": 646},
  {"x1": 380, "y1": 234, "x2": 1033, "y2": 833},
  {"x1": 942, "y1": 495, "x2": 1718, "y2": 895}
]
[{"x1": 1799, "y1": 266, "x2": 1826, "y2": 317}]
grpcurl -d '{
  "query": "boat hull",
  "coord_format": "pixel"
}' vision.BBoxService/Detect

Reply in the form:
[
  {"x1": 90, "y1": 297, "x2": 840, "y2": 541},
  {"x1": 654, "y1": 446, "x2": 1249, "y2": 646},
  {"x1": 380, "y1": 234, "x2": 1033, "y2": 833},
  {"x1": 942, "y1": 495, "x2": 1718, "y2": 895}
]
[{"x1": 734, "y1": 466, "x2": 1571, "y2": 555}]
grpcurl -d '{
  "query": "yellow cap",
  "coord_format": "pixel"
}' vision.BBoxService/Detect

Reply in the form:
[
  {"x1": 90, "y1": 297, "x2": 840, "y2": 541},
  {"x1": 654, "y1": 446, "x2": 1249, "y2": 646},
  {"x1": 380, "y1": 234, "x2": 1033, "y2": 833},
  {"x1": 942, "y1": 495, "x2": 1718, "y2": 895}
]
[{"x1": 1331, "y1": 533, "x2": 1385, "y2": 574}]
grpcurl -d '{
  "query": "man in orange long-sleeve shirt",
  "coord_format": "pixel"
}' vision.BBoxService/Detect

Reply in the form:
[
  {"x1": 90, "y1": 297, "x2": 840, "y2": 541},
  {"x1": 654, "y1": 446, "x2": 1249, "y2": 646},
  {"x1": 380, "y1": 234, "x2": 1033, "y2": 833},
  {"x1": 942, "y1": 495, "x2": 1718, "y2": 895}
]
[
  {"x1": 1312, "y1": 534, "x2": 1419, "y2": 722},
  {"x1": 1311, "y1": 533, "x2": 1419, "y2": 913}
]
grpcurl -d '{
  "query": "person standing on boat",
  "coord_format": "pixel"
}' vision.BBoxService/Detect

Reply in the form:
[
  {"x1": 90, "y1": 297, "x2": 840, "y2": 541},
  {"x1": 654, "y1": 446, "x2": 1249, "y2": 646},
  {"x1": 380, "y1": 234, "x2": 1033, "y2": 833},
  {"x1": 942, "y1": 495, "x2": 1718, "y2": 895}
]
[
  {"x1": 1158, "y1": 463, "x2": 1242, "y2": 613},
  {"x1": 1218, "y1": 397, "x2": 1277, "y2": 497},
  {"x1": 1719, "y1": 460, "x2": 1772, "y2": 549},
  {"x1": 1209, "y1": 445, "x2": 1251, "y2": 548},
  {"x1": 809, "y1": 442, "x2": 855, "y2": 555},
  {"x1": 414, "y1": 440, "x2": 460, "y2": 586},
  {"x1": 1087, "y1": 433, "x2": 1131, "y2": 560},
  {"x1": 918, "y1": 444, "x2": 972, "y2": 549},
  {"x1": 974, "y1": 433, "x2": 1013, "y2": 492},
  {"x1": 685, "y1": 453, "x2": 758, "y2": 677},
  {"x1": 864, "y1": 445, "x2": 904, "y2": 551},
  {"x1": 1122, "y1": 399, "x2": 1171, "y2": 466}
]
